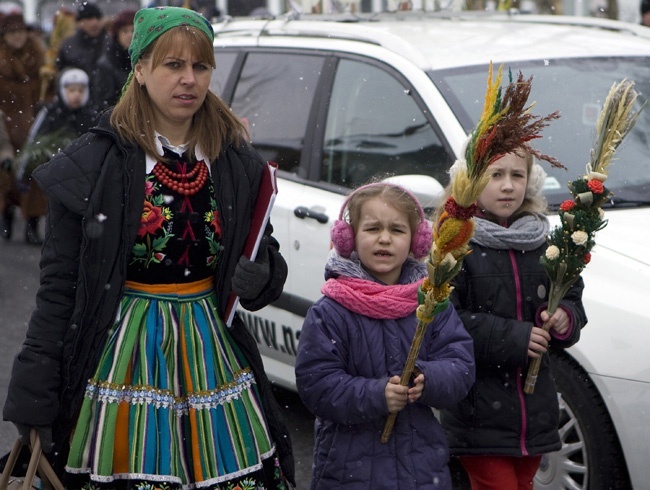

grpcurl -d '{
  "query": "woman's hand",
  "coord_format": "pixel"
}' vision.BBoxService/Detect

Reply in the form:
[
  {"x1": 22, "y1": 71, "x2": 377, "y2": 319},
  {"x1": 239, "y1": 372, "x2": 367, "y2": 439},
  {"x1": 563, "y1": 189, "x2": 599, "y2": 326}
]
[
  {"x1": 528, "y1": 326, "x2": 551, "y2": 359},
  {"x1": 231, "y1": 236, "x2": 270, "y2": 300},
  {"x1": 14, "y1": 423, "x2": 53, "y2": 453}
]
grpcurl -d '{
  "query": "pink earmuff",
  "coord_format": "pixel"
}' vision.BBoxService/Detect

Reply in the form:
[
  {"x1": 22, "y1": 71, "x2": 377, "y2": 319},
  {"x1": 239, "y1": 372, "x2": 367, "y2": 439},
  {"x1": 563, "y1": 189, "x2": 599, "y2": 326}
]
[{"x1": 331, "y1": 183, "x2": 432, "y2": 260}]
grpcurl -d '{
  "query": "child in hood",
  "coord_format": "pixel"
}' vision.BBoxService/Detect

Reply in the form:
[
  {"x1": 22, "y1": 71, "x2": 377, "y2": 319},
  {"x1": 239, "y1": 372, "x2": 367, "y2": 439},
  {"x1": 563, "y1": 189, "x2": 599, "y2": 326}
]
[{"x1": 18, "y1": 67, "x2": 96, "y2": 244}]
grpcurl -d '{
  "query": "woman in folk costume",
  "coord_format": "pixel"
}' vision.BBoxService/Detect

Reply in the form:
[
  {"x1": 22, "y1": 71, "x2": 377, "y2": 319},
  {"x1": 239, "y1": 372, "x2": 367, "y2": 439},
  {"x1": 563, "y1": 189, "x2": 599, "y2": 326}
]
[{"x1": 3, "y1": 7, "x2": 294, "y2": 490}]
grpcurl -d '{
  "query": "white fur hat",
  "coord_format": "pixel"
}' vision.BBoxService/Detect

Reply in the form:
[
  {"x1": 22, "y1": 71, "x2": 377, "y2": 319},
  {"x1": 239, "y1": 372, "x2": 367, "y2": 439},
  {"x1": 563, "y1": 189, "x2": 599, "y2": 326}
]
[{"x1": 526, "y1": 158, "x2": 547, "y2": 198}]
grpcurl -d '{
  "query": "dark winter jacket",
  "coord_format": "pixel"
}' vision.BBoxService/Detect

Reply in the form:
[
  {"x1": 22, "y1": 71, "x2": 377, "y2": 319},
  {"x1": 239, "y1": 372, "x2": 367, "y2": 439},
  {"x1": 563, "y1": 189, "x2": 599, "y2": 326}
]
[
  {"x1": 295, "y1": 258, "x2": 475, "y2": 489},
  {"x1": 440, "y1": 238, "x2": 586, "y2": 457},
  {"x1": 2, "y1": 111, "x2": 295, "y2": 484},
  {"x1": 56, "y1": 29, "x2": 109, "y2": 103},
  {"x1": 94, "y1": 38, "x2": 131, "y2": 111},
  {"x1": 29, "y1": 98, "x2": 96, "y2": 143}
]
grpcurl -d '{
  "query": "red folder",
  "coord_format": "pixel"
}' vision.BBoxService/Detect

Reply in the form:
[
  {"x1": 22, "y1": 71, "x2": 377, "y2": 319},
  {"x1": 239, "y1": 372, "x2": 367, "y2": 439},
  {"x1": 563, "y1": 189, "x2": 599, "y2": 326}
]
[{"x1": 225, "y1": 161, "x2": 279, "y2": 327}]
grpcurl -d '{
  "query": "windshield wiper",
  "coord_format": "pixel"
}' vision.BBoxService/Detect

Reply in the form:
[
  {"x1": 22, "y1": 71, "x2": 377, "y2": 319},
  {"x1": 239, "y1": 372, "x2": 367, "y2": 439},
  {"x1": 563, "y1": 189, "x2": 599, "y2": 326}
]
[{"x1": 603, "y1": 197, "x2": 650, "y2": 208}]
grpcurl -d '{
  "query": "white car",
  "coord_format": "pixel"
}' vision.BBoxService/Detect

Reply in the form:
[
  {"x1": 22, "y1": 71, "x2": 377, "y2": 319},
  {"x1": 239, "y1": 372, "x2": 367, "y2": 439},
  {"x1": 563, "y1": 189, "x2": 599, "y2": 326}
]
[{"x1": 211, "y1": 12, "x2": 650, "y2": 489}]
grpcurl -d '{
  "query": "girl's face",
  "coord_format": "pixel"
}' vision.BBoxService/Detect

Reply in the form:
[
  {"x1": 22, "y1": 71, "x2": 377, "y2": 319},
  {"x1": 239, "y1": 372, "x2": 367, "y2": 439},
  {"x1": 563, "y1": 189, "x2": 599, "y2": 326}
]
[
  {"x1": 63, "y1": 83, "x2": 87, "y2": 109},
  {"x1": 478, "y1": 152, "x2": 528, "y2": 224},
  {"x1": 134, "y1": 47, "x2": 212, "y2": 139},
  {"x1": 355, "y1": 196, "x2": 412, "y2": 285}
]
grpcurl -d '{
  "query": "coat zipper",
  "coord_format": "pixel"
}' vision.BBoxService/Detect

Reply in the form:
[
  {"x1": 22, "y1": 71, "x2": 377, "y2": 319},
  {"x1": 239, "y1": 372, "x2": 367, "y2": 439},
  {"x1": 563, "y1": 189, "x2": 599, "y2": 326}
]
[{"x1": 509, "y1": 249, "x2": 529, "y2": 456}]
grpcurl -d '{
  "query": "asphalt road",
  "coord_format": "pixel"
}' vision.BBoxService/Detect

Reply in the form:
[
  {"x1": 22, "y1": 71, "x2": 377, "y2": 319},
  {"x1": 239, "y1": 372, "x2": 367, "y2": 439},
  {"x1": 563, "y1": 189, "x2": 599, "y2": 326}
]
[{"x1": 0, "y1": 215, "x2": 316, "y2": 488}]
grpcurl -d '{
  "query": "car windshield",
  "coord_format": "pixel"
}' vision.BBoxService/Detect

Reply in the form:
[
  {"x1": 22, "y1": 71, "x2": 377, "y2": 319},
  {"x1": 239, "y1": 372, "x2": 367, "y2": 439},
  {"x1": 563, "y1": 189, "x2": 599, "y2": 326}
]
[{"x1": 430, "y1": 57, "x2": 650, "y2": 209}]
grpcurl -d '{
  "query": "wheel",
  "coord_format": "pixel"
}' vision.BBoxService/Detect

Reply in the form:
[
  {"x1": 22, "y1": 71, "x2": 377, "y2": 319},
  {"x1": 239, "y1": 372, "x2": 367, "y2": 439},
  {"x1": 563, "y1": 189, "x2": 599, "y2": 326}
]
[{"x1": 534, "y1": 352, "x2": 631, "y2": 489}]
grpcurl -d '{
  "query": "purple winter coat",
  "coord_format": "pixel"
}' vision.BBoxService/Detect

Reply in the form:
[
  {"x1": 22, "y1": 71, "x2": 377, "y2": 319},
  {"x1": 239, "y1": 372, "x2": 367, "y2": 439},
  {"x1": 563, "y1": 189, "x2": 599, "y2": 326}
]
[{"x1": 295, "y1": 285, "x2": 475, "y2": 489}]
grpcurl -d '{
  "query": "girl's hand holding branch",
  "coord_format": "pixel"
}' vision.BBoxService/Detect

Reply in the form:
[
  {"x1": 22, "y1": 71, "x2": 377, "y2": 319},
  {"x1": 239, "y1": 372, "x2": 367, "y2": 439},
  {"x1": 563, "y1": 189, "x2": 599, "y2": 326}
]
[
  {"x1": 408, "y1": 372, "x2": 425, "y2": 404},
  {"x1": 385, "y1": 372, "x2": 426, "y2": 413},
  {"x1": 385, "y1": 375, "x2": 409, "y2": 413},
  {"x1": 541, "y1": 308, "x2": 570, "y2": 336},
  {"x1": 528, "y1": 326, "x2": 551, "y2": 359}
]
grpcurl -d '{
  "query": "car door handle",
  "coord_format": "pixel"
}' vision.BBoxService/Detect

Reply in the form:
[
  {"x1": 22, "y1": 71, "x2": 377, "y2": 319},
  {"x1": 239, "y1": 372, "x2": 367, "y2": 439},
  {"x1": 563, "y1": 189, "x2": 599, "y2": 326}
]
[{"x1": 294, "y1": 206, "x2": 329, "y2": 224}]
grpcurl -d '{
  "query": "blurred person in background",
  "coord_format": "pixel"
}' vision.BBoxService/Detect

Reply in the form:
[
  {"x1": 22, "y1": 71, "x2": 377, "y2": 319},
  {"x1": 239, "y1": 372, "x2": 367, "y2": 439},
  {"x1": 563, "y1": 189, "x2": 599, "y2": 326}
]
[
  {"x1": 57, "y1": 2, "x2": 108, "y2": 107},
  {"x1": 0, "y1": 11, "x2": 45, "y2": 240},
  {"x1": 94, "y1": 8, "x2": 136, "y2": 111},
  {"x1": 641, "y1": 0, "x2": 650, "y2": 25},
  {"x1": 17, "y1": 67, "x2": 96, "y2": 245},
  {"x1": 0, "y1": 109, "x2": 17, "y2": 240}
]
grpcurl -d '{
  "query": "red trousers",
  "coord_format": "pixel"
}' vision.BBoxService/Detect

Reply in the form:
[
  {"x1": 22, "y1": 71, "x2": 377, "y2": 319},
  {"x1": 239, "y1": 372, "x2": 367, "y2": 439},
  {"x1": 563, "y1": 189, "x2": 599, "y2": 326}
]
[{"x1": 459, "y1": 455, "x2": 542, "y2": 490}]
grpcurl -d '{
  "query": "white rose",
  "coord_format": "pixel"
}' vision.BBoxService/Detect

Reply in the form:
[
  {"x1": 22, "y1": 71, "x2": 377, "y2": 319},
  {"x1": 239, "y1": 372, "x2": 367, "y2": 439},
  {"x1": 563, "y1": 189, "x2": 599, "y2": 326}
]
[
  {"x1": 585, "y1": 171, "x2": 608, "y2": 182},
  {"x1": 571, "y1": 230, "x2": 589, "y2": 246},
  {"x1": 546, "y1": 245, "x2": 560, "y2": 260}
]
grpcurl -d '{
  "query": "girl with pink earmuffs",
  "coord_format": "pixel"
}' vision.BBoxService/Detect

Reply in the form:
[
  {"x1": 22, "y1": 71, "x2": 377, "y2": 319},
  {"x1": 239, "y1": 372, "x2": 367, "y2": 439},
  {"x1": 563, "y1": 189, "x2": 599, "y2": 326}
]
[{"x1": 294, "y1": 180, "x2": 476, "y2": 489}]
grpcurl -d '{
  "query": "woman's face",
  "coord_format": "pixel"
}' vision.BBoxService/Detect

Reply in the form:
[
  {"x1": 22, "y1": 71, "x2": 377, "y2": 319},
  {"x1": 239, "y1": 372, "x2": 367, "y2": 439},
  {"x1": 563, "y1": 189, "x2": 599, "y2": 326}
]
[
  {"x1": 134, "y1": 46, "x2": 212, "y2": 137},
  {"x1": 116, "y1": 24, "x2": 133, "y2": 50},
  {"x1": 3, "y1": 28, "x2": 28, "y2": 50},
  {"x1": 478, "y1": 151, "x2": 528, "y2": 224}
]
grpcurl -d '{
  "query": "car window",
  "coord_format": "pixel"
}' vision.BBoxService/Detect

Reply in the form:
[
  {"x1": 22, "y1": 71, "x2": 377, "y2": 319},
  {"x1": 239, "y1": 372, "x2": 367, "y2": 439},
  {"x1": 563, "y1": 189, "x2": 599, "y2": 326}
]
[
  {"x1": 431, "y1": 58, "x2": 650, "y2": 208},
  {"x1": 212, "y1": 51, "x2": 239, "y2": 96},
  {"x1": 322, "y1": 58, "x2": 452, "y2": 189},
  {"x1": 230, "y1": 52, "x2": 325, "y2": 173}
]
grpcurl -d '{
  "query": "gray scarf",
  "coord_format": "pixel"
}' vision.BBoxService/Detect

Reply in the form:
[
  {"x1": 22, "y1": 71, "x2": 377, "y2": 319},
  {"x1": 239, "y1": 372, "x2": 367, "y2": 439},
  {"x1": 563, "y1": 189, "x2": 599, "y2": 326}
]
[
  {"x1": 324, "y1": 250, "x2": 426, "y2": 284},
  {"x1": 471, "y1": 213, "x2": 549, "y2": 251}
]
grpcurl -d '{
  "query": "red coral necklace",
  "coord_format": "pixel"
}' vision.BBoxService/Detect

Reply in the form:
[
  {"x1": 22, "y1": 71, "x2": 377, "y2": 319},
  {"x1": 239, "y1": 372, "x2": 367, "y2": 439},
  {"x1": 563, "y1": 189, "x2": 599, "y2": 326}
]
[{"x1": 152, "y1": 160, "x2": 209, "y2": 196}]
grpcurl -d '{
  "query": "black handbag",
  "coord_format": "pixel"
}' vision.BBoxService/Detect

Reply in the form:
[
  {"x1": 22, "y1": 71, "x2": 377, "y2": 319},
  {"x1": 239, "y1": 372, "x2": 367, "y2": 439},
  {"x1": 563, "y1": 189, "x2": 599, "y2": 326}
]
[{"x1": 0, "y1": 430, "x2": 64, "y2": 490}]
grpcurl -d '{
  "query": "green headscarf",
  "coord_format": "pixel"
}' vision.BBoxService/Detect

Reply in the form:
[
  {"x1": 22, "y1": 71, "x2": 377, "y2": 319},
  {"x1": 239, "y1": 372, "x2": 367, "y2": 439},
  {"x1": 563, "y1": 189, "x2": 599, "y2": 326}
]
[{"x1": 129, "y1": 6, "x2": 214, "y2": 66}]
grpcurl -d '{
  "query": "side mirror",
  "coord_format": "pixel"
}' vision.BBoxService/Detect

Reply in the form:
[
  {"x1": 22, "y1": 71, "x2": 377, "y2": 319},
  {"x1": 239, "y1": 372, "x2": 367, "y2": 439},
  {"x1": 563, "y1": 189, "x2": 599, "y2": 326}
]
[{"x1": 383, "y1": 174, "x2": 445, "y2": 211}]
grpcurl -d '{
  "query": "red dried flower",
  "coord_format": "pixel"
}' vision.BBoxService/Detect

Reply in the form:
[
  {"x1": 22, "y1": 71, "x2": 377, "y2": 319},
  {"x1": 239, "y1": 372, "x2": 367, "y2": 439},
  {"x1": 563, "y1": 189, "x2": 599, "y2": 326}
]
[
  {"x1": 583, "y1": 252, "x2": 591, "y2": 264},
  {"x1": 444, "y1": 197, "x2": 478, "y2": 220},
  {"x1": 560, "y1": 200, "x2": 575, "y2": 212},
  {"x1": 587, "y1": 179, "x2": 605, "y2": 194}
]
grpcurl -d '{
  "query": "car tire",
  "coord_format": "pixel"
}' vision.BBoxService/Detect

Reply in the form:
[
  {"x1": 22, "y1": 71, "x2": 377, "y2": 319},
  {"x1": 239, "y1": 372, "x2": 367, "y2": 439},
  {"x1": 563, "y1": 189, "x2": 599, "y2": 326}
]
[{"x1": 534, "y1": 351, "x2": 631, "y2": 490}]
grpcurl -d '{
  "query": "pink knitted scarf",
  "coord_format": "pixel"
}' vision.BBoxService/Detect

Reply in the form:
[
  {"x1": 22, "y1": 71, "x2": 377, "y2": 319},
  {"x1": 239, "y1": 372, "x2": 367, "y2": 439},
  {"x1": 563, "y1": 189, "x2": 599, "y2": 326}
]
[{"x1": 321, "y1": 277, "x2": 423, "y2": 319}]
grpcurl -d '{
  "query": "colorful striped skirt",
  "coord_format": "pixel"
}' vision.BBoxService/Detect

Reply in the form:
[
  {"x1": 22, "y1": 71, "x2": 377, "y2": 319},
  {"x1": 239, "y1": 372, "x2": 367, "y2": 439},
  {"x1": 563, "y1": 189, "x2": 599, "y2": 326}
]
[{"x1": 65, "y1": 278, "x2": 287, "y2": 490}]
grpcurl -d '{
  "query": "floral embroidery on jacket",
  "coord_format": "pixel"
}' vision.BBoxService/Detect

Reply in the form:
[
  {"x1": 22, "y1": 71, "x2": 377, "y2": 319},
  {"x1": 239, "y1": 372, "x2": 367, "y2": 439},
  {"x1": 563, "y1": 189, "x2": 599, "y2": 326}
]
[
  {"x1": 205, "y1": 195, "x2": 222, "y2": 268},
  {"x1": 130, "y1": 171, "x2": 222, "y2": 271},
  {"x1": 132, "y1": 188, "x2": 173, "y2": 267}
]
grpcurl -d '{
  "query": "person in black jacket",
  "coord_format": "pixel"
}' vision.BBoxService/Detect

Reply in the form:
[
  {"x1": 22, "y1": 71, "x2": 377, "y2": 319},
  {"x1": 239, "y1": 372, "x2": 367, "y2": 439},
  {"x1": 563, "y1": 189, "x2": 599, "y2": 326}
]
[
  {"x1": 440, "y1": 150, "x2": 587, "y2": 490},
  {"x1": 3, "y1": 7, "x2": 294, "y2": 490},
  {"x1": 94, "y1": 8, "x2": 135, "y2": 111},
  {"x1": 56, "y1": 2, "x2": 108, "y2": 107}
]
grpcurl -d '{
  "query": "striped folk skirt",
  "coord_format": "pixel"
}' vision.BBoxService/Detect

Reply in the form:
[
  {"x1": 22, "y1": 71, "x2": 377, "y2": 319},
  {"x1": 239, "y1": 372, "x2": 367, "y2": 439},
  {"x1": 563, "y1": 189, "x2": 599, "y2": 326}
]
[{"x1": 65, "y1": 278, "x2": 287, "y2": 490}]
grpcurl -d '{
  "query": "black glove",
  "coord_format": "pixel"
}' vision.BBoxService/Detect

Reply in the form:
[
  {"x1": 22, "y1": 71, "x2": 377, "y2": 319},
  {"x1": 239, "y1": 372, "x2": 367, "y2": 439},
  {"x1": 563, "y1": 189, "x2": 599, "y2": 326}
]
[
  {"x1": 15, "y1": 423, "x2": 54, "y2": 453},
  {"x1": 232, "y1": 236, "x2": 271, "y2": 300}
]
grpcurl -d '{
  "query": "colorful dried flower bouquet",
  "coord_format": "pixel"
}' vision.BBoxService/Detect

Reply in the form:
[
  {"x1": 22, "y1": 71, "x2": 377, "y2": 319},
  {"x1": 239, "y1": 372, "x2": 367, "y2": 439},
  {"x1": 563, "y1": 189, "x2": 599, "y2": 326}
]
[{"x1": 524, "y1": 79, "x2": 645, "y2": 394}]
